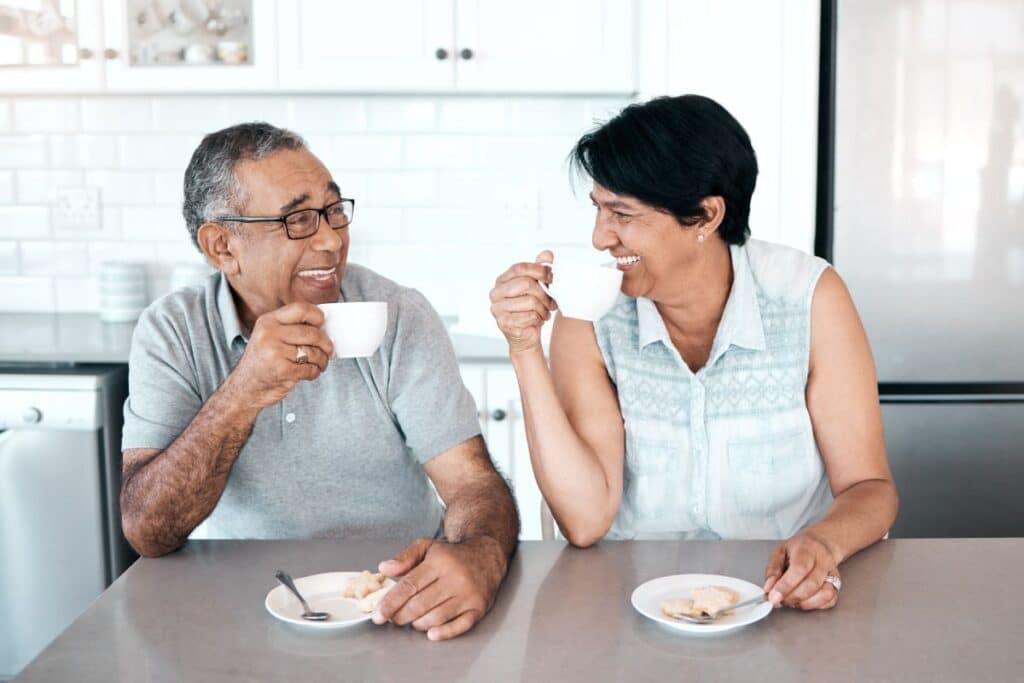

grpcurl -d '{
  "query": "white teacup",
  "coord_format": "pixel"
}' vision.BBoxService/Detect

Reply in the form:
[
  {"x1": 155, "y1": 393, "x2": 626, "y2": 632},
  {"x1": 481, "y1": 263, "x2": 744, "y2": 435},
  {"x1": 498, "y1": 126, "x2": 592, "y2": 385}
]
[
  {"x1": 317, "y1": 302, "x2": 388, "y2": 359},
  {"x1": 541, "y1": 261, "x2": 623, "y2": 321}
]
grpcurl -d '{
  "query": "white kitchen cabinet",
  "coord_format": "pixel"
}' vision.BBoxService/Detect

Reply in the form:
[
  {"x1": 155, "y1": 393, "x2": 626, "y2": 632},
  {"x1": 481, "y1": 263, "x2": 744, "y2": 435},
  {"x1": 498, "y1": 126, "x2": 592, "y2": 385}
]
[
  {"x1": 278, "y1": 0, "x2": 636, "y2": 94},
  {"x1": 459, "y1": 361, "x2": 545, "y2": 540},
  {"x1": 454, "y1": 0, "x2": 636, "y2": 94},
  {"x1": 0, "y1": 1, "x2": 105, "y2": 92},
  {"x1": 276, "y1": 0, "x2": 456, "y2": 92},
  {"x1": 103, "y1": 0, "x2": 278, "y2": 92}
]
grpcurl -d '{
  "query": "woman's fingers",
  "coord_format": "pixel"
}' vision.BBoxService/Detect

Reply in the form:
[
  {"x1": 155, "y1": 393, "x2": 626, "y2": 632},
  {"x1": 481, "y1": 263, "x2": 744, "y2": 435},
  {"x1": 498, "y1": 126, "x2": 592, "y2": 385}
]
[{"x1": 795, "y1": 582, "x2": 839, "y2": 611}]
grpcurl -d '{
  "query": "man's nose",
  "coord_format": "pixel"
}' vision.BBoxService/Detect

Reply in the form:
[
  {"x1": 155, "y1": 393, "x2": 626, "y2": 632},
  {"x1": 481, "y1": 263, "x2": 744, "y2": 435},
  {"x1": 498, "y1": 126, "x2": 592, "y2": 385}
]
[{"x1": 309, "y1": 216, "x2": 344, "y2": 251}]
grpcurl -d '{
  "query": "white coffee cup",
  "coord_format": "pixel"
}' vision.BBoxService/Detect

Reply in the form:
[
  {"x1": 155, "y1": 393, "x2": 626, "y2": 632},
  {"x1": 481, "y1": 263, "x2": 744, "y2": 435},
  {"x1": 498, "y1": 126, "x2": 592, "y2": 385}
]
[
  {"x1": 540, "y1": 260, "x2": 623, "y2": 321},
  {"x1": 317, "y1": 302, "x2": 388, "y2": 359}
]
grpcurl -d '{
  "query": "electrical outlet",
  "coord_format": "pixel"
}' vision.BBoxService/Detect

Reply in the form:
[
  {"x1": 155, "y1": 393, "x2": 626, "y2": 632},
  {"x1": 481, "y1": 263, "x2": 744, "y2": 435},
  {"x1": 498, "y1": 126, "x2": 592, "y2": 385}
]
[{"x1": 54, "y1": 186, "x2": 102, "y2": 233}]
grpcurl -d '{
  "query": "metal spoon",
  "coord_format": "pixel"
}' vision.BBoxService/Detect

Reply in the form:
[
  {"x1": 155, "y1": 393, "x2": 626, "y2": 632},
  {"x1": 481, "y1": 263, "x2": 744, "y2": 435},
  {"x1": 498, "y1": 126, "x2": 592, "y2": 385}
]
[
  {"x1": 671, "y1": 593, "x2": 769, "y2": 624},
  {"x1": 274, "y1": 570, "x2": 330, "y2": 621}
]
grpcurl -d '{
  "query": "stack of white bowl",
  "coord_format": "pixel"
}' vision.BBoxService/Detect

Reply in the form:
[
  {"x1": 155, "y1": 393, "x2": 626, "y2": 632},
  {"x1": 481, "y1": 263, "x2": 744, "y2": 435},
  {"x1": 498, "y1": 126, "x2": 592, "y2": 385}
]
[{"x1": 99, "y1": 262, "x2": 148, "y2": 323}]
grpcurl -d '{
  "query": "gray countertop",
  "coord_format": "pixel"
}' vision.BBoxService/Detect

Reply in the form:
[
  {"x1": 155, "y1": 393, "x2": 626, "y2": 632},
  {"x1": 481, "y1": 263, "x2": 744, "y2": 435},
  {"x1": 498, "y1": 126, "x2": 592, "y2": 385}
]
[
  {"x1": 0, "y1": 313, "x2": 511, "y2": 365},
  {"x1": 15, "y1": 539, "x2": 1024, "y2": 682}
]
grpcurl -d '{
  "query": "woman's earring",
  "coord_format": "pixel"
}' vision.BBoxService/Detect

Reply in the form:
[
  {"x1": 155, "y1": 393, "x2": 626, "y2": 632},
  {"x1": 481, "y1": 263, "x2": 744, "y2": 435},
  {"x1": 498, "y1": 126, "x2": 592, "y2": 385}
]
[{"x1": 697, "y1": 231, "x2": 706, "y2": 243}]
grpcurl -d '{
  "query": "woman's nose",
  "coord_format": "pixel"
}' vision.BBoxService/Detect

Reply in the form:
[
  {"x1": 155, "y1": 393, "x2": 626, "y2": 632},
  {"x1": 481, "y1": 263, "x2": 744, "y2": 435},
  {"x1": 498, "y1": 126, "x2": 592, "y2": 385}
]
[{"x1": 592, "y1": 216, "x2": 618, "y2": 251}]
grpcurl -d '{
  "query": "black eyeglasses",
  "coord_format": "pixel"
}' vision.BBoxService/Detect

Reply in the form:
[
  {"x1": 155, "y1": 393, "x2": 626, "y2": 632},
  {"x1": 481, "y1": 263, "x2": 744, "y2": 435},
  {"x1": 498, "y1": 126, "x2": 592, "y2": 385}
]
[{"x1": 215, "y1": 198, "x2": 355, "y2": 240}]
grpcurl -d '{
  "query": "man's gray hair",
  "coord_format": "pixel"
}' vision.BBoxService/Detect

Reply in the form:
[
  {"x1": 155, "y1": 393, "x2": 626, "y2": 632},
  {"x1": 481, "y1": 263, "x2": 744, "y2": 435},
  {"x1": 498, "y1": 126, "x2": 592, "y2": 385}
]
[{"x1": 182, "y1": 122, "x2": 307, "y2": 249}]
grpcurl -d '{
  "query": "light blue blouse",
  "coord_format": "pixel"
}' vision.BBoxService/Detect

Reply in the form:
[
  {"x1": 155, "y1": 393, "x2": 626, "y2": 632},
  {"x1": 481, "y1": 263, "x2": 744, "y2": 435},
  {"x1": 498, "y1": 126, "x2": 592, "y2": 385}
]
[{"x1": 594, "y1": 239, "x2": 834, "y2": 540}]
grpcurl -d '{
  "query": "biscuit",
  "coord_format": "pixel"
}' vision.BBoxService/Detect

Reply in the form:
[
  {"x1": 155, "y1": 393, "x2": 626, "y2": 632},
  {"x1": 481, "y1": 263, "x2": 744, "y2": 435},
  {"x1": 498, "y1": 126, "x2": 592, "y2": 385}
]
[
  {"x1": 661, "y1": 585, "x2": 741, "y2": 619},
  {"x1": 342, "y1": 570, "x2": 386, "y2": 599}
]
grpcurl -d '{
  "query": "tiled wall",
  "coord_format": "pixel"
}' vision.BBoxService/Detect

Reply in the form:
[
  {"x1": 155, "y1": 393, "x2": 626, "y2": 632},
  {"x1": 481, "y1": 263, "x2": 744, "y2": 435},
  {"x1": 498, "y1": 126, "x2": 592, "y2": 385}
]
[{"x1": 0, "y1": 95, "x2": 632, "y2": 326}]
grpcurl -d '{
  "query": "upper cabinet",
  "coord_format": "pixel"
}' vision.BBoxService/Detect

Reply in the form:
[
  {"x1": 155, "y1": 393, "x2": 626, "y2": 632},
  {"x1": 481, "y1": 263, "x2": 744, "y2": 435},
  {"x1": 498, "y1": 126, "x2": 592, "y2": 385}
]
[
  {"x1": 0, "y1": 1, "x2": 105, "y2": 92},
  {"x1": 0, "y1": 0, "x2": 636, "y2": 94},
  {"x1": 276, "y1": 0, "x2": 456, "y2": 92},
  {"x1": 103, "y1": 0, "x2": 278, "y2": 91},
  {"x1": 277, "y1": 0, "x2": 636, "y2": 94},
  {"x1": 453, "y1": 0, "x2": 635, "y2": 94}
]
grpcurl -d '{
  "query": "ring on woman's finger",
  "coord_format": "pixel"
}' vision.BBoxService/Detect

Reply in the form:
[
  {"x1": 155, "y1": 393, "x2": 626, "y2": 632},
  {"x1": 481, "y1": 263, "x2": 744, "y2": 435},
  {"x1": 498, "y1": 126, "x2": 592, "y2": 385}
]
[
  {"x1": 294, "y1": 345, "x2": 309, "y2": 364},
  {"x1": 823, "y1": 574, "x2": 842, "y2": 592}
]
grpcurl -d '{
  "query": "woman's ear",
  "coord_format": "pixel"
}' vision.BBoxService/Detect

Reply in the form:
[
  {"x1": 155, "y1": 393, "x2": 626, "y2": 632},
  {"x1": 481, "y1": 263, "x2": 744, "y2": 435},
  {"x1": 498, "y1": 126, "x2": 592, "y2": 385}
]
[
  {"x1": 698, "y1": 196, "x2": 727, "y2": 236},
  {"x1": 197, "y1": 222, "x2": 239, "y2": 276}
]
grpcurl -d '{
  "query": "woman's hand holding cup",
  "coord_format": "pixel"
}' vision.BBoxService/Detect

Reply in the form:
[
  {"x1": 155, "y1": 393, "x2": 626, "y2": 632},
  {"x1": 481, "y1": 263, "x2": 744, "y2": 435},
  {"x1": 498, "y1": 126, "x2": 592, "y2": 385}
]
[{"x1": 490, "y1": 250, "x2": 558, "y2": 355}]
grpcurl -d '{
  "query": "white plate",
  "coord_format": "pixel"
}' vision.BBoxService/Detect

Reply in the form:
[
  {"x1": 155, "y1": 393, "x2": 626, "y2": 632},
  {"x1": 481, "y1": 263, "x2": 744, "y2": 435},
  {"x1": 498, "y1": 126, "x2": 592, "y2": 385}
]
[
  {"x1": 631, "y1": 573, "x2": 772, "y2": 635},
  {"x1": 265, "y1": 571, "x2": 395, "y2": 631}
]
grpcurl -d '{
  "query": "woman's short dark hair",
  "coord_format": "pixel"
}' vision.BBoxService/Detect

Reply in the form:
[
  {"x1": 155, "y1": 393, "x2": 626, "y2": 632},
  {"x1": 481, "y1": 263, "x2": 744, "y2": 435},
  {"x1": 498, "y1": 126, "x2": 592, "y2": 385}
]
[{"x1": 570, "y1": 94, "x2": 757, "y2": 245}]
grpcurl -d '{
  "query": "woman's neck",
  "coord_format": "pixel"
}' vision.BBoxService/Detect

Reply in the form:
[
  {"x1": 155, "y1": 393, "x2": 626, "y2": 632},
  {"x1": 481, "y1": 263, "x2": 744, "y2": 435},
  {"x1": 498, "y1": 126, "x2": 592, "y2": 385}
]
[{"x1": 655, "y1": 239, "x2": 734, "y2": 346}]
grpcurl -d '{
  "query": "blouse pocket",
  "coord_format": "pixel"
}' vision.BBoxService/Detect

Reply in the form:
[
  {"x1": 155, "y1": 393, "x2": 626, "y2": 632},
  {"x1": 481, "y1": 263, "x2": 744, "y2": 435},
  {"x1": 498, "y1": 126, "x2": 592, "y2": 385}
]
[{"x1": 727, "y1": 429, "x2": 812, "y2": 517}]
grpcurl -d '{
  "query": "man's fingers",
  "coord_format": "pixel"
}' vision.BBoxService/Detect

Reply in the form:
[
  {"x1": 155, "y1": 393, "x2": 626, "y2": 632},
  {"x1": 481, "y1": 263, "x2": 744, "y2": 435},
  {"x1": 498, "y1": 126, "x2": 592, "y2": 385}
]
[
  {"x1": 795, "y1": 583, "x2": 838, "y2": 611},
  {"x1": 272, "y1": 301, "x2": 325, "y2": 326},
  {"x1": 278, "y1": 324, "x2": 334, "y2": 358},
  {"x1": 426, "y1": 610, "x2": 481, "y2": 642},
  {"x1": 410, "y1": 596, "x2": 460, "y2": 632},
  {"x1": 379, "y1": 539, "x2": 433, "y2": 577},
  {"x1": 372, "y1": 564, "x2": 436, "y2": 624},
  {"x1": 389, "y1": 577, "x2": 447, "y2": 627}
]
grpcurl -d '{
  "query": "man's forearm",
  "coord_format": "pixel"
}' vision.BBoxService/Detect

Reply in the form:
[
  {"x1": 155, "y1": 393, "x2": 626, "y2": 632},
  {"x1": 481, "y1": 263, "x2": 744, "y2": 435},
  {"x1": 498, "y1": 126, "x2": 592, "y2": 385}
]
[
  {"x1": 442, "y1": 473, "x2": 520, "y2": 562},
  {"x1": 121, "y1": 377, "x2": 261, "y2": 556}
]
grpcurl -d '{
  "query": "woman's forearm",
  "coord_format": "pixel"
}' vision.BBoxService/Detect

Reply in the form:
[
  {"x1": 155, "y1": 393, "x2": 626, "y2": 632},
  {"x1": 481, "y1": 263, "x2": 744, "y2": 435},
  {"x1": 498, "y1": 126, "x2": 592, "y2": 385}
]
[
  {"x1": 510, "y1": 347, "x2": 618, "y2": 544},
  {"x1": 805, "y1": 478, "x2": 899, "y2": 565}
]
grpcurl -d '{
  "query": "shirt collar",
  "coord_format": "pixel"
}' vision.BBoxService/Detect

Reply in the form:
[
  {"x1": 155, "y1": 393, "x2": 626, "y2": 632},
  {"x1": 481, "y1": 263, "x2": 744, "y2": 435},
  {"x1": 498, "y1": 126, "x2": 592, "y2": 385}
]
[
  {"x1": 636, "y1": 242, "x2": 766, "y2": 356},
  {"x1": 216, "y1": 272, "x2": 248, "y2": 349}
]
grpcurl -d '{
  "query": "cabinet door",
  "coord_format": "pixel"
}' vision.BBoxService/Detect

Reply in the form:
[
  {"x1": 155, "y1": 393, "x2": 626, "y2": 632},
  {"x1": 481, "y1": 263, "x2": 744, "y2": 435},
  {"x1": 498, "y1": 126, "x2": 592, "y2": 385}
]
[
  {"x1": 102, "y1": 0, "x2": 278, "y2": 92},
  {"x1": 277, "y1": 0, "x2": 454, "y2": 92},
  {"x1": 484, "y1": 365, "x2": 545, "y2": 540},
  {"x1": 454, "y1": 0, "x2": 635, "y2": 94},
  {"x1": 0, "y1": 1, "x2": 105, "y2": 92}
]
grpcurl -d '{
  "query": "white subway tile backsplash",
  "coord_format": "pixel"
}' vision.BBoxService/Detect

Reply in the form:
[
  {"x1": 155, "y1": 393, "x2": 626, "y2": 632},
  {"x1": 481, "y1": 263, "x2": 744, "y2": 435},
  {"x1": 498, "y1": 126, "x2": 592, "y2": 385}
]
[
  {"x1": 54, "y1": 276, "x2": 100, "y2": 312},
  {"x1": 13, "y1": 99, "x2": 79, "y2": 132},
  {"x1": 121, "y1": 207, "x2": 186, "y2": 242},
  {"x1": 2, "y1": 94, "x2": 631, "y2": 314},
  {"x1": 353, "y1": 207, "x2": 402, "y2": 243},
  {"x1": 20, "y1": 241, "x2": 90, "y2": 276},
  {"x1": 152, "y1": 98, "x2": 235, "y2": 133},
  {"x1": 0, "y1": 276, "x2": 54, "y2": 311},
  {"x1": 367, "y1": 100, "x2": 436, "y2": 132},
  {"x1": 331, "y1": 135, "x2": 402, "y2": 169},
  {"x1": 84, "y1": 171, "x2": 154, "y2": 205},
  {"x1": 118, "y1": 135, "x2": 201, "y2": 170},
  {"x1": 154, "y1": 172, "x2": 183, "y2": 205},
  {"x1": 87, "y1": 242, "x2": 158, "y2": 273},
  {"x1": 224, "y1": 97, "x2": 291, "y2": 127},
  {"x1": 365, "y1": 171, "x2": 437, "y2": 207},
  {"x1": 403, "y1": 135, "x2": 474, "y2": 169},
  {"x1": 48, "y1": 134, "x2": 118, "y2": 168},
  {"x1": 290, "y1": 98, "x2": 367, "y2": 133},
  {"x1": 0, "y1": 206, "x2": 50, "y2": 239},
  {"x1": 0, "y1": 242, "x2": 18, "y2": 273},
  {"x1": 81, "y1": 98, "x2": 154, "y2": 132},
  {"x1": 15, "y1": 170, "x2": 86, "y2": 204},
  {"x1": 0, "y1": 171, "x2": 13, "y2": 203},
  {"x1": 0, "y1": 136, "x2": 48, "y2": 168}
]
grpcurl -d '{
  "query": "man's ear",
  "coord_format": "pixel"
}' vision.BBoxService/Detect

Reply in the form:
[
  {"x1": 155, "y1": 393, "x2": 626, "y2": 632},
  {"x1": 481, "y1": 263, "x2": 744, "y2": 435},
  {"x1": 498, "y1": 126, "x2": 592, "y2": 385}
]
[
  {"x1": 698, "y1": 196, "x2": 727, "y2": 236},
  {"x1": 197, "y1": 222, "x2": 240, "y2": 276}
]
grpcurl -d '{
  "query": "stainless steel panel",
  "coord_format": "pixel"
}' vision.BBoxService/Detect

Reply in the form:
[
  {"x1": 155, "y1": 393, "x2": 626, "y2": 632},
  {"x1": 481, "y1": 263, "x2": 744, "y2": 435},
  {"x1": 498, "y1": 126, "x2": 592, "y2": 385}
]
[
  {"x1": 883, "y1": 401, "x2": 1024, "y2": 537},
  {"x1": 834, "y1": 0, "x2": 1024, "y2": 382}
]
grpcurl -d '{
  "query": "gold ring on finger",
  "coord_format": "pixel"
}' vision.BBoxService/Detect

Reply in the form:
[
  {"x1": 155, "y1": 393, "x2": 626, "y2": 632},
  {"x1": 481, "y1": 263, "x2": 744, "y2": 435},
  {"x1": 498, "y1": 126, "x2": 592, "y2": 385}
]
[{"x1": 295, "y1": 345, "x2": 309, "y2": 364}]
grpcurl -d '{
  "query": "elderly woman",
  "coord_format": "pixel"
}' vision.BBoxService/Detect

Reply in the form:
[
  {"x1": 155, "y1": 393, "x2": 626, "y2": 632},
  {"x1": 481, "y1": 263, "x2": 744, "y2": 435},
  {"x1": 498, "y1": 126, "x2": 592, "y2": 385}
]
[{"x1": 489, "y1": 95, "x2": 897, "y2": 611}]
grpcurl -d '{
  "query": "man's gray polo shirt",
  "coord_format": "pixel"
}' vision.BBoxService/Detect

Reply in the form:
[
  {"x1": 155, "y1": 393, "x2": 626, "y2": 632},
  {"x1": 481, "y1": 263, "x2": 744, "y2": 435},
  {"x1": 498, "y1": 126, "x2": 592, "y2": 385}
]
[{"x1": 122, "y1": 263, "x2": 481, "y2": 540}]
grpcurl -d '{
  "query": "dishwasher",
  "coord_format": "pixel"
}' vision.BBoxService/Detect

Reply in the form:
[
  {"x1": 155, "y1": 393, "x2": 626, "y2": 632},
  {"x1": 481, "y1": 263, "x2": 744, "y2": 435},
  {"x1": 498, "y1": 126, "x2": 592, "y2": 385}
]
[{"x1": 0, "y1": 365, "x2": 135, "y2": 679}]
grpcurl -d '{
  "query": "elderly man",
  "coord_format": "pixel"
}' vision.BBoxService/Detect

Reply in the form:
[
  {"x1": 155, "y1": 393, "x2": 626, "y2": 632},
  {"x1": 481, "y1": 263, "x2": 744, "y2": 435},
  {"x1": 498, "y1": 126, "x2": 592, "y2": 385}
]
[{"x1": 120, "y1": 122, "x2": 518, "y2": 641}]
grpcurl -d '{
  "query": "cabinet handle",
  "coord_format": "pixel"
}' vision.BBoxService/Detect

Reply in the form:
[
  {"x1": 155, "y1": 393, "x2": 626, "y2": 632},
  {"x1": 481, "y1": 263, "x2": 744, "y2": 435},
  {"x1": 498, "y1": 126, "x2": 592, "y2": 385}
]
[
  {"x1": 79, "y1": 47, "x2": 94, "y2": 60},
  {"x1": 435, "y1": 47, "x2": 449, "y2": 61},
  {"x1": 459, "y1": 47, "x2": 474, "y2": 60},
  {"x1": 491, "y1": 408, "x2": 507, "y2": 422},
  {"x1": 103, "y1": 48, "x2": 119, "y2": 60}
]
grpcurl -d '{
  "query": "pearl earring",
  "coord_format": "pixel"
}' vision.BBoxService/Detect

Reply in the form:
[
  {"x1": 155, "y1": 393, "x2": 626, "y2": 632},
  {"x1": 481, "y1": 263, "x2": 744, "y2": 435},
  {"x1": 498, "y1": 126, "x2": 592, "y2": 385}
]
[{"x1": 697, "y1": 231, "x2": 706, "y2": 243}]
